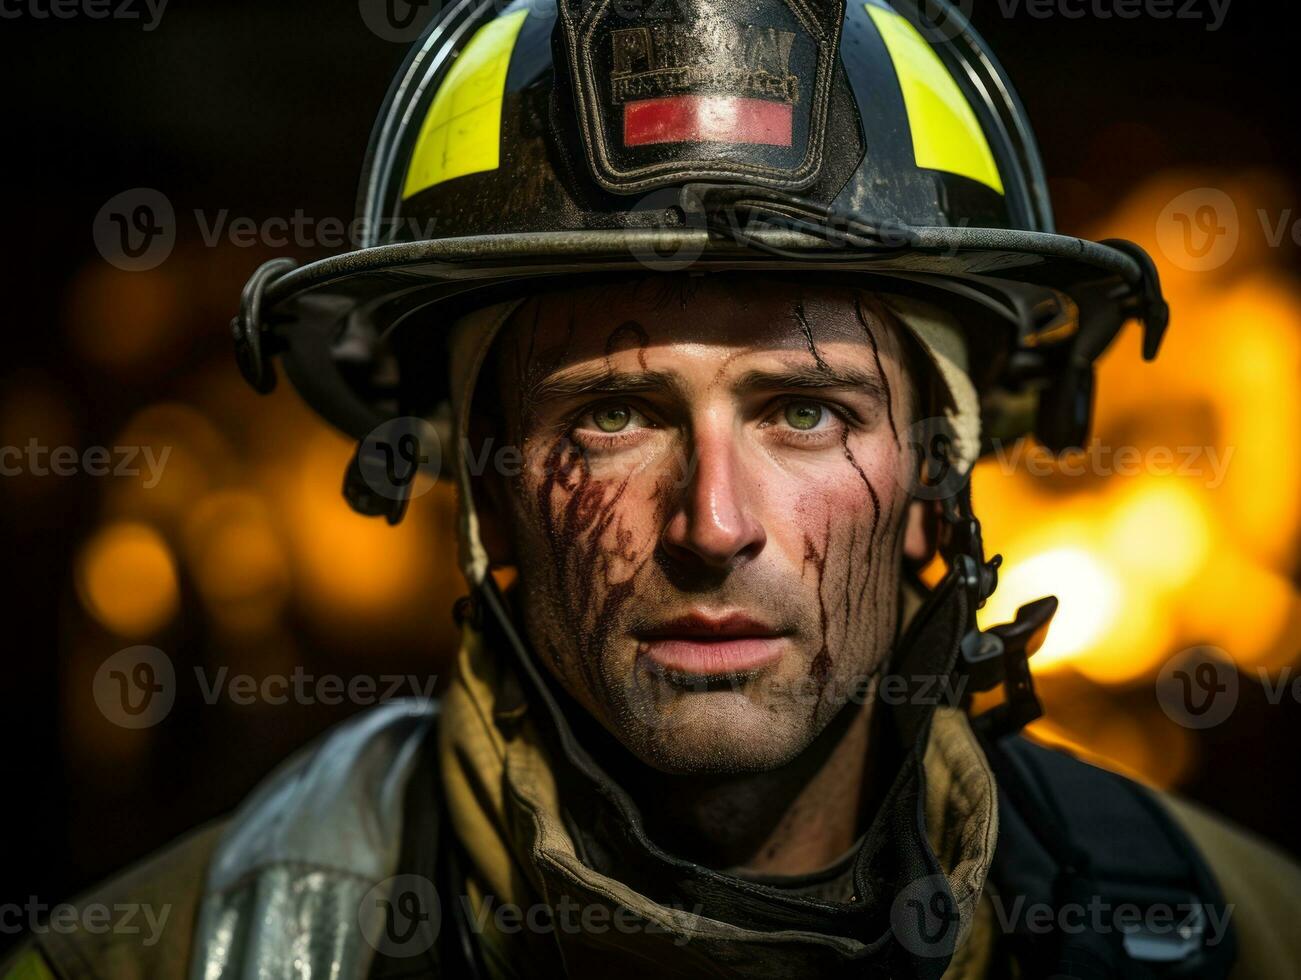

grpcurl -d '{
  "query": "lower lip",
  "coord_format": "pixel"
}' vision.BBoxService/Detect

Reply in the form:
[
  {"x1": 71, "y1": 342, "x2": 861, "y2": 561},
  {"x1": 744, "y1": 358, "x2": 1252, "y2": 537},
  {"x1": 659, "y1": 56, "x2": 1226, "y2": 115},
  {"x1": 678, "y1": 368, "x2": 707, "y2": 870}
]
[{"x1": 638, "y1": 637, "x2": 787, "y2": 677}]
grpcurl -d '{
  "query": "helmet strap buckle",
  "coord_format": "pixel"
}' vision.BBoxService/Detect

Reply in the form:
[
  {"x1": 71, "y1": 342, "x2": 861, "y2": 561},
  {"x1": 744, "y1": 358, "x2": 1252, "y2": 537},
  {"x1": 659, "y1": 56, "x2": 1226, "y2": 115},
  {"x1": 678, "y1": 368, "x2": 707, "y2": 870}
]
[{"x1": 930, "y1": 475, "x2": 1051, "y2": 737}]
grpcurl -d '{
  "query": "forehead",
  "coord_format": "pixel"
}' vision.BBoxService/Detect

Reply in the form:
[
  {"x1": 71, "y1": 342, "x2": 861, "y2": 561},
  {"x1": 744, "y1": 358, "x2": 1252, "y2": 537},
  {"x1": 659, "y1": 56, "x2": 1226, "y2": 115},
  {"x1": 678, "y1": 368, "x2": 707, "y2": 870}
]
[{"x1": 496, "y1": 276, "x2": 909, "y2": 370}]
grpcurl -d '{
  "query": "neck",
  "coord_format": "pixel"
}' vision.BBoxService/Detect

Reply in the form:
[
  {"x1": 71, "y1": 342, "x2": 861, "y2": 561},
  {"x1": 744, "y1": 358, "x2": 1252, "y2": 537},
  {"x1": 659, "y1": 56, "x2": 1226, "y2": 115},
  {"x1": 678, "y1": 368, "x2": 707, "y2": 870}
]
[{"x1": 573, "y1": 690, "x2": 888, "y2": 876}]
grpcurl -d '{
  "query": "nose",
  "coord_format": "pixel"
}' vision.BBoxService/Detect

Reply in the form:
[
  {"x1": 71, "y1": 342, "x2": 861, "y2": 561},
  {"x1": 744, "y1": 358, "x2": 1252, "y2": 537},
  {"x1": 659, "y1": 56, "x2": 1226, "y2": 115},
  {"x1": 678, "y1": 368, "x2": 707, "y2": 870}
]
[{"x1": 660, "y1": 422, "x2": 767, "y2": 570}]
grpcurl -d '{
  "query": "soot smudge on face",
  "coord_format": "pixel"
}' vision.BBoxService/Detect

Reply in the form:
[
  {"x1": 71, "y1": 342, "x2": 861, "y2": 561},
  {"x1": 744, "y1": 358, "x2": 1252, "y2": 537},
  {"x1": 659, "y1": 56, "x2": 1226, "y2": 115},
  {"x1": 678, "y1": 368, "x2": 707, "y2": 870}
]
[
  {"x1": 529, "y1": 320, "x2": 675, "y2": 707},
  {"x1": 605, "y1": 320, "x2": 651, "y2": 371},
  {"x1": 802, "y1": 517, "x2": 832, "y2": 711},
  {"x1": 793, "y1": 298, "x2": 896, "y2": 718},
  {"x1": 792, "y1": 298, "x2": 831, "y2": 374},
  {"x1": 536, "y1": 436, "x2": 635, "y2": 697},
  {"x1": 855, "y1": 294, "x2": 901, "y2": 451}
]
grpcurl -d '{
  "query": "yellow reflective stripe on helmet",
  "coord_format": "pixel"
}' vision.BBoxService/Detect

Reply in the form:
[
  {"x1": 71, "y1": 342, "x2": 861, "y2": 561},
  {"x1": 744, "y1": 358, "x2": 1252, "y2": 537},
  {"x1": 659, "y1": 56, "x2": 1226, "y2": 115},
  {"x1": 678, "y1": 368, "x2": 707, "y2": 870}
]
[
  {"x1": 402, "y1": 9, "x2": 529, "y2": 199},
  {"x1": 865, "y1": 4, "x2": 1004, "y2": 195}
]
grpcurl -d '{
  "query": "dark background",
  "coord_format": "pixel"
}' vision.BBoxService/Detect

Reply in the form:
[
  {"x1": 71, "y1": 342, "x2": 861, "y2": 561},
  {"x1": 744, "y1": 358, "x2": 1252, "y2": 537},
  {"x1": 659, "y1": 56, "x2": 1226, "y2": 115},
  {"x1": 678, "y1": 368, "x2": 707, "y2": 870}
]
[{"x1": 1, "y1": 0, "x2": 1298, "y2": 946}]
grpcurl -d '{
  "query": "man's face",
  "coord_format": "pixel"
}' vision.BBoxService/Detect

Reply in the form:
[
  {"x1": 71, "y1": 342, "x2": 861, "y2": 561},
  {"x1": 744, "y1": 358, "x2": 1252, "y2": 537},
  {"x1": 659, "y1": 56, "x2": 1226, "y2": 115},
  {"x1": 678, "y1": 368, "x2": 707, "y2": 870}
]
[{"x1": 480, "y1": 277, "x2": 924, "y2": 774}]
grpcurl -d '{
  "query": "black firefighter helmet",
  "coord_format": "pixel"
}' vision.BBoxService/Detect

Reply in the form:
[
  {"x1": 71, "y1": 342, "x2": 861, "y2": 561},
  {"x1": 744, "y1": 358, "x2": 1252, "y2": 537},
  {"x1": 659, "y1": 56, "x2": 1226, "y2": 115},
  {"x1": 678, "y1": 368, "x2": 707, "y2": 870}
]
[{"x1": 232, "y1": 0, "x2": 1169, "y2": 508}]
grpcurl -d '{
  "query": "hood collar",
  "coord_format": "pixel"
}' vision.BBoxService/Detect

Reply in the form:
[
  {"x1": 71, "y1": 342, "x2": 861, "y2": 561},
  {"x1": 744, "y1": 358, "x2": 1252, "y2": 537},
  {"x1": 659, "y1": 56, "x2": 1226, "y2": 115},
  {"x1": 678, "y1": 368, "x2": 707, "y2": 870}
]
[{"x1": 438, "y1": 572, "x2": 998, "y2": 978}]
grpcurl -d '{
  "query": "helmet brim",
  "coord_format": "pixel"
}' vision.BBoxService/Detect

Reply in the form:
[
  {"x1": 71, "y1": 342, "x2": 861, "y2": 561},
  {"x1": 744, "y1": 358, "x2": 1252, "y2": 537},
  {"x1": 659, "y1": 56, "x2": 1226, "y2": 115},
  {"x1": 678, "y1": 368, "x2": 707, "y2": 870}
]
[{"x1": 253, "y1": 227, "x2": 1150, "y2": 442}]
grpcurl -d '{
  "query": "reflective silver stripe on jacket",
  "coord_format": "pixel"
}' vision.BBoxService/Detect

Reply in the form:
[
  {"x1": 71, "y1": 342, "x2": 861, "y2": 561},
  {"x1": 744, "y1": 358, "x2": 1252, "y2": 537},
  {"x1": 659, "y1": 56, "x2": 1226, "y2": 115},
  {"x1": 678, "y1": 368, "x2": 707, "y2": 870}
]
[{"x1": 189, "y1": 699, "x2": 438, "y2": 980}]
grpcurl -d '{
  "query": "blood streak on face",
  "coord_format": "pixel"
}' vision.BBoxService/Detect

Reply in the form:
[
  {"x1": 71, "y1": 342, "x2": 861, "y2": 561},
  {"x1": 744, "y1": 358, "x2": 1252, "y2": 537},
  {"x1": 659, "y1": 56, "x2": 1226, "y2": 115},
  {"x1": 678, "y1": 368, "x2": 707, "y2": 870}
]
[{"x1": 483, "y1": 276, "x2": 920, "y2": 774}]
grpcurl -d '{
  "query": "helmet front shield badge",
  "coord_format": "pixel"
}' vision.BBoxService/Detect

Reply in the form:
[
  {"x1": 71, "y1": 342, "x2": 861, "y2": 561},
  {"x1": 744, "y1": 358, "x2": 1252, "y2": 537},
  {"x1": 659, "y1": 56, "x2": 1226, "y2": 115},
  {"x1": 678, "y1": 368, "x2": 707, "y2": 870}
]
[{"x1": 232, "y1": 0, "x2": 1169, "y2": 492}]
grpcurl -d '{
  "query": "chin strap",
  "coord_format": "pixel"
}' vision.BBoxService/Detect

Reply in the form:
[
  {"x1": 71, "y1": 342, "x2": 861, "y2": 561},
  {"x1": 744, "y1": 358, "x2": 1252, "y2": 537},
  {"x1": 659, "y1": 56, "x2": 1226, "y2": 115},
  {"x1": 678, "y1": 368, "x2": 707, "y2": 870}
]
[{"x1": 933, "y1": 475, "x2": 1056, "y2": 738}]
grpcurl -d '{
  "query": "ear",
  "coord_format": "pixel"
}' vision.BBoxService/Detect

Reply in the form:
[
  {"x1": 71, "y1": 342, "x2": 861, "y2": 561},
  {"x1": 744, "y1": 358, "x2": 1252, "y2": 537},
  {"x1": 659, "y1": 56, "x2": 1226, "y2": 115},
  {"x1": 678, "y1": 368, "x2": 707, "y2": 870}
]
[{"x1": 903, "y1": 495, "x2": 941, "y2": 566}]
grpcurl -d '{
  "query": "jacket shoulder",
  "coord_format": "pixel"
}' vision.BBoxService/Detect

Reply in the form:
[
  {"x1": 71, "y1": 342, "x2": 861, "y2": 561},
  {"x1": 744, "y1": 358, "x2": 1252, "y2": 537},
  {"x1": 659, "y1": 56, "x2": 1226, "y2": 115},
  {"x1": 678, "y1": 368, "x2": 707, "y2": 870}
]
[
  {"x1": 1156, "y1": 792, "x2": 1301, "y2": 980},
  {"x1": 3, "y1": 819, "x2": 226, "y2": 980},
  {"x1": 4, "y1": 698, "x2": 442, "y2": 980}
]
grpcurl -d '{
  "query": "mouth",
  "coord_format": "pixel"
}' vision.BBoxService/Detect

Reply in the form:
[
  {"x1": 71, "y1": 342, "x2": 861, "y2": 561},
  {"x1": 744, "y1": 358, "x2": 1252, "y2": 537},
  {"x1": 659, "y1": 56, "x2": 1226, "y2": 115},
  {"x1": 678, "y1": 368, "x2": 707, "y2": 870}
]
[{"x1": 633, "y1": 611, "x2": 791, "y2": 681}]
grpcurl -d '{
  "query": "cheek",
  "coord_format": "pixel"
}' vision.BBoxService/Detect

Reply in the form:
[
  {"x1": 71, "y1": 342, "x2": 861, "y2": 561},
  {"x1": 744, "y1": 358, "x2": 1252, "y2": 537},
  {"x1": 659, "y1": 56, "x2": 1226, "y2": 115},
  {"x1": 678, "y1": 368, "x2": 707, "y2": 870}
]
[
  {"x1": 513, "y1": 436, "x2": 674, "y2": 577},
  {"x1": 782, "y1": 437, "x2": 911, "y2": 637},
  {"x1": 781, "y1": 434, "x2": 910, "y2": 539}
]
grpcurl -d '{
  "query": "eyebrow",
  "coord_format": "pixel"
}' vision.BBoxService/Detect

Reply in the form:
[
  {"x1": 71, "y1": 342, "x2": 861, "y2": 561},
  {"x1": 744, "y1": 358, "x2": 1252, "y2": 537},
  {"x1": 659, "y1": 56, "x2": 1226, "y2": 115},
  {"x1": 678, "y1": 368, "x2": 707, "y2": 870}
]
[
  {"x1": 734, "y1": 364, "x2": 889, "y2": 403},
  {"x1": 526, "y1": 362, "x2": 889, "y2": 416},
  {"x1": 526, "y1": 367, "x2": 686, "y2": 411}
]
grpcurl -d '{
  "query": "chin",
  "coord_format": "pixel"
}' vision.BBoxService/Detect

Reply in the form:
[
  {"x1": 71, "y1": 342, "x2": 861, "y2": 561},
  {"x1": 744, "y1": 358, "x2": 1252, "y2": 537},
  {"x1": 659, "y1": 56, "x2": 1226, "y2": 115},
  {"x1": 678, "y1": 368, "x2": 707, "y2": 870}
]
[{"x1": 609, "y1": 687, "x2": 815, "y2": 775}]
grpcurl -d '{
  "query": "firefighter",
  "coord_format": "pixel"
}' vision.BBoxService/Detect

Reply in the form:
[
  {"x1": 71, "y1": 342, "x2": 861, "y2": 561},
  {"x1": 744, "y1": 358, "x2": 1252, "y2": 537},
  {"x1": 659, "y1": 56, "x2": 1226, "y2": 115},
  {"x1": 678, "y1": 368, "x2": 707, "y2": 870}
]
[{"x1": 6, "y1": 0, "x2": 1299, "y2": 976}]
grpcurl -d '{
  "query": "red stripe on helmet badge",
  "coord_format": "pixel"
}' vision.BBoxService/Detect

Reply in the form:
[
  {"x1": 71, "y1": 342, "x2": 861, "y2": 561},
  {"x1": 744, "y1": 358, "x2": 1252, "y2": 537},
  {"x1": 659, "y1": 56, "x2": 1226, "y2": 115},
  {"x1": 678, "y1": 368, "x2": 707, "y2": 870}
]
[{"x1": 623, "y1": 96, "x2": 794, "y2": 147}]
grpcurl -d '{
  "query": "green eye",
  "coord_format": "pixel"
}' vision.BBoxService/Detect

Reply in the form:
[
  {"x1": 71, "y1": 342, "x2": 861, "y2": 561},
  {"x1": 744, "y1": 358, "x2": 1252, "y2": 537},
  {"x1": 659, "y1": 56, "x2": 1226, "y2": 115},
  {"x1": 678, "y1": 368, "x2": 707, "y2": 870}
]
[
  {"x1": 784, "y1": 402, "x2": 824, "y2": 431},
  {"x1": 593, "y1": 405, "x2": 632, "y2": 433}
]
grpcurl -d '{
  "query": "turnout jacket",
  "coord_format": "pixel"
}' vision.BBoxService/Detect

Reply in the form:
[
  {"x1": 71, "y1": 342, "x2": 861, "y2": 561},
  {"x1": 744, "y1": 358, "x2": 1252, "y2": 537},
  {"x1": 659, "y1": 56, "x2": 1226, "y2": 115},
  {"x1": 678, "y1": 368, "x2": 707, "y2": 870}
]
[{"x1": 4, "y1": 580, "x2": 1301, "y2": 979}]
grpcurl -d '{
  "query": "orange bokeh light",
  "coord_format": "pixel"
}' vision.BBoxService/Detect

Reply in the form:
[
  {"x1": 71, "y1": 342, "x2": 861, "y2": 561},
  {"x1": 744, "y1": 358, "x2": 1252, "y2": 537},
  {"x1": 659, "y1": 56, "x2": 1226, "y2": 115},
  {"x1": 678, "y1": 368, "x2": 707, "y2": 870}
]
[
  {"x1": 76, "y1": 522, "x2": 179, "y2": 637},
  {"x1": 976, "y1": 175, "x2": 1301, "y2": 695}
]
